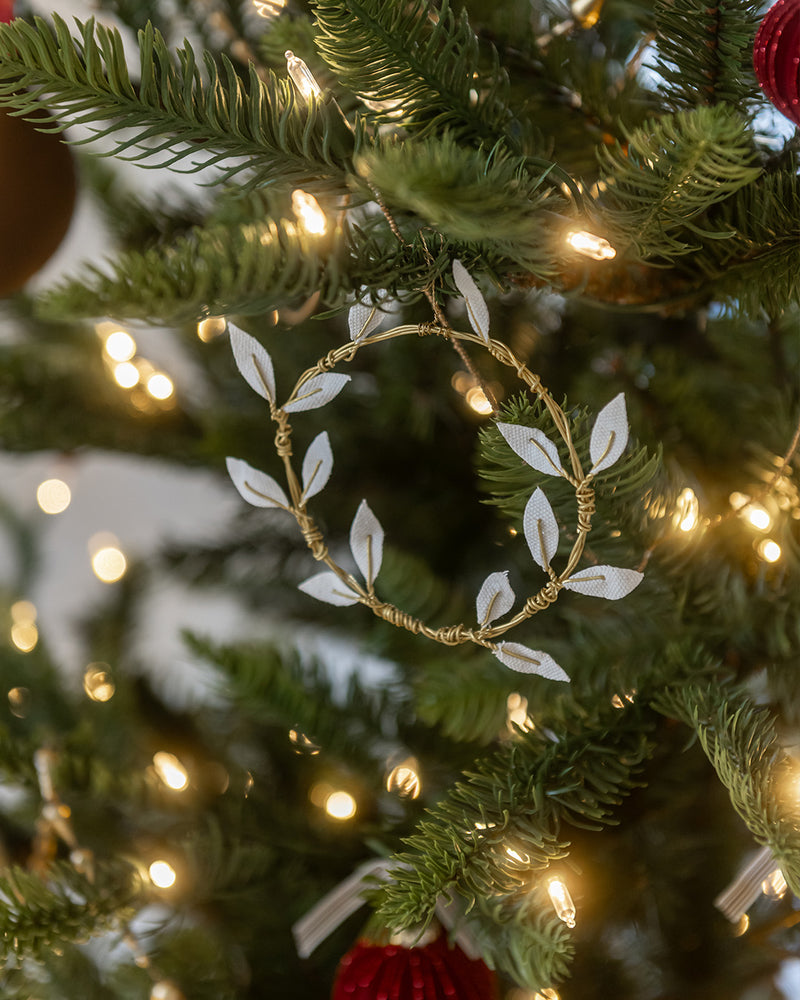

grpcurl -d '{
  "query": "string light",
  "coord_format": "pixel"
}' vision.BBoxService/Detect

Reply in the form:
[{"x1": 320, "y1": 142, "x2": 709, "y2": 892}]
[
  {"x1": 465, "y1": 386, "x2": 493, "y2": 415},
  {"x1": 83, "y1": 664, "x2": 115, "y2": 702},
  {"x1": 746, "y1": 503, "x2": 771, "y2": 531},
  {"x1": 506, "y1": 692, "x2": 535, "y2": 733},
  {"x1": 8, "y1": 686, "x2": 30, "y2": 718},
  {"x1": 150, "y1": 981, "x2": 186, "y2": 1000},
  {"x1": 103, "y1": 330, "x2": 136, "y2": 362},
  {"x1": 757, "y1": 538, "x2": 781, "y2": 563},
  {"x1": 197, "y1": 316, "x2": 226, "y2": 342},
  {"x1": 611, "y1": 689, "x2": 636, "y2": 709},
  {"x1": 252, "y1": 0, "x2": 286, "y2": 16},
  {"x1": 385, "y1": 757, "x2": 422, "y2": 799},
  {"x1": 146, "y1": 372, "x2": 174, "y2": 401},
  {"x1": 291, "y1": 189, "x2": 327, "y2": 235},
  {"x1": 152, "y1": 752, "x2": 189, "y2": 792},
  {"x1": 547, "y1": 877, "x2": 577, "y2": 928},
  {"x1": 324, "y1": 789, "x2": 357, "y2": 820},
  {"x1": 289, "y1": 728, "x2": 321, "y2": 755},
  {"x1": 285, "y1": 50, "x2": 322, "y2": 100},
  {"x1": 674, "y1": 487, "x2": 700, "y2": 532},
  {"x1": 565, "y1": 229, "x2": 616, "y2": 260},
  {"x1": 148, "y1": 860, "x2": 177, "y2": 889},
  {"x1": 36, "y1": 478, "x2": 71, "y2": 515},
  {"x1": 761, "y1": 868, "x2": 788, "y2": 899},
  {"x1": 733, "y1": 913, "x2": 750, "y2": 936},
  {"x1": 91, "y1": 544, "x2": 128, "y2": 583},
  {"x1": 9, "y1": 600, "x2": 38, "y2": 653},
  {"x1": 113, "y1": 361, "x2": 140, "y2": 388}
]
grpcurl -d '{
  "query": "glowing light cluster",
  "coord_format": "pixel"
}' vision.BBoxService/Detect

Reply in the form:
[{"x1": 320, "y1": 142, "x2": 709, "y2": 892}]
[{"x1": 99, "y1": 324, "x2": 175, "y2": 404}]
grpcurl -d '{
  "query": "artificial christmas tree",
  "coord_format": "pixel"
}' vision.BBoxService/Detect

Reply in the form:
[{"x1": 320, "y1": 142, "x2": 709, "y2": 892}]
[{"x1": 0, "y1": 0, "x2": 799, "y2": 997}]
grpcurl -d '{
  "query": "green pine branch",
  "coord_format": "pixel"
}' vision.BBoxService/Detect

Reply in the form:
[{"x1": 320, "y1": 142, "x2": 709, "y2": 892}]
[
  {"x1": 651, "y1": 681, "x2": 800, "y2": 896},
  {"x1": 376, "y1": 710, "x2": 655, "y2": 978},
  {"x1": 597, "y1": 105, "x2": 762, "y2": 260},
  {"x1": 0, "y1": 860, "x2": 142, "y2": 960},
  {"x1": 654, "y1": 0, "x2": 763, "y2": 110},
  {"x1": 0, "y1": 15, "x2": 358, "y2": 193},
  {"x1": 313, "y1": 0, "x2": 519, "y2": 147}
]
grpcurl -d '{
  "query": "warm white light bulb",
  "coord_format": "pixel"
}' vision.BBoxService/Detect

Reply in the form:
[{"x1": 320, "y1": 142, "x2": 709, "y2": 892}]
[
  {"x1": 465, "y1": 386, "x2": 493, "y2": 415},
  {"x1": 386, "y1": 758, "x2": 422, "y2": 799},
  {"x1": 565, "y1": 230, "x2": 616, "y2": 261},
  {"x1": 292, "y1": 189, "x2": 327, "y2": 235},
  {"x1": 758, "y1": 538, "x2": 781, "y2": 563},
  {"x1": 83, "y1": 664, "x2": 115, "y2": 702},
  {"x1": 146, "y1": 372, "x2": 174, "y2": 400},
  {"x1": 104, "y1": 330, "x2": 137, "y2": 362},
  {"x1": 761, "y1": 868, "x2": 788, "y2": 899},
  {"x1": 324, "y1": 789, "x2": 357, "y2": 820},
  {"x1": 114, "y1": 362, "x2": 140, "y2": 388},
  {"x1": 197, "y1": 317, "x2": 227, "y2": 342},
  {"x1": 148, "y1": 860, "x2": 177, "y2": 889},
  {"x1": 675, "y1": 487, "x2": 699, "y2": 532},
  {"x1": 91, "y1": 546, "x2": 127, "y2": 583},
  {"x1": 285, "y1": 50, "x2": 322, "y2": 99},
  {"x1": 153, "y1": 752, "x2": 189, "y2": 792},
  {"x1": 36, "y1": 478, "x2": 72, "y2": 515},
  {"x1": 10, "y1": 623, "x2": 38, "y2": 652},
  {"x1": 746, "y1": 504, "x2": 771, "y2": 531},
  {"x1": 548, "y1": 877, "x2": 576, "y2": 928}
]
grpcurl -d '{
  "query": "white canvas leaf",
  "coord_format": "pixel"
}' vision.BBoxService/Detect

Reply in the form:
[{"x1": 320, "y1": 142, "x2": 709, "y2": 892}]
[
  {"x1": 301, "y1": 431, "x2": 334, "y2": 502},
  {"x1": 562, "y1": 565, "x2": 643, "y2": 600},
  {"x1": 589, "y1": 393, "x2": 629, "y2": 474},
  {"x1": 284, "y1": 373, "x2": 351, "y2": 413},
  {"x1": 226, "y1": 457, "x2": 289, "y2": 509},
  {"x1": 229, "y1": 322, "x2": 276, "y2": 404},
  {"x1": 494, "y1": 642, "x2": 570, "y2": 682},
  {"x1": 523, "y1": 488, "x2": 559, "y2": 570},
  {"x1": 452, "y1": 259, "x2": 490, "y2": 343},
  {"x1": 496, "y1": 423, "x2": 566, "y2": 478},
  {"x1": 298, "y1": 571, "x2": 360, "y2": 607},
  {"x1": 348, "y1": 289, "x2": 389, "y2": 342},
  {"x1": 476, "y1": 571, "x2": 515, "y2": 626},
  {"x1": 350, "y1": 499, "x2": 384, "y2": 587}
]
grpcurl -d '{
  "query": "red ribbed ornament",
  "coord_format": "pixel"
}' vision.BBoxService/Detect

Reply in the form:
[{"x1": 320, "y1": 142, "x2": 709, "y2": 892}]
[
  {"x1": 753, "y1": 0, "x2": 800, "y2": 126},
  {"x1": 331, "y1": 933, "x2": 498, "y2": 1000}
]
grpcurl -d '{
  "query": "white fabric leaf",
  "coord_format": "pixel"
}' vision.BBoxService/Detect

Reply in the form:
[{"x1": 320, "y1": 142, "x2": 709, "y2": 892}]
[
  {"x1": 562, "y1": 565, "x2": 643, "y2": 600},
  {"x1": 349, "y1": 499, "x2": 384, "y2": 587},
  {"x1": 229, "y1": 322, "x2": 276, "y2": 404},
  {"x1": 348, "y1": 289, "x2": 389, "y2": 342},
  {"x1": 226, "y1": 457, "x2": 289, "y2": 509},
  {"x1": 496, "y1": 423, "x2": 566, "y2": 478},
  {"x1": 284, "y1": 373, "x2": 351, "y2": 413},
  {"x1": 298, "y1": 571, "x2": 360, "y2": 607},
  {"x1": 524, "y1": 488, "x2": 559, "y2": 570},
  {"x1": 475, "y1": 571, "x2": 515, "y2": 626},
  {"x1": 494, "y1": 642, "x2": 570, "y2": 682},
  {"x1": 452, "y1": 259, "x2": 490, "y2": 343},
  {"x1": 301, "y1": 431, "x2": 334, "y2": 502},
  {"x1": 589, "y1": 393, "x2": 629, "y2": 474}
]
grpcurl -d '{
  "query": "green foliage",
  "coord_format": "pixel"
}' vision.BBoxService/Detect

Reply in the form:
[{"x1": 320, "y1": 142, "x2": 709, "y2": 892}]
[
  {"x1": 0, "y1": 16, "x2": 358, "y2": 193},
  {"x1": 376, "y1": 708, "x2": 655, "y2": 986},
  {"x1": 357, "y1": 133, "x2": 563, "y2": 276},
  {"x1": 654, "y1": 0, "x2": 763, "y2": 109},
  {"x1": 0, "y1": 860, "x2": 141, "y2": 959},
  {"x1": 597, "y1": 106, "x2": 762, "y2": 260},
  {"x1": 651, "y1": 682, "x2": 800, "y2": 897},
  {"x1": 313, "y1": 0, "x2": 517, "y2": 146}
]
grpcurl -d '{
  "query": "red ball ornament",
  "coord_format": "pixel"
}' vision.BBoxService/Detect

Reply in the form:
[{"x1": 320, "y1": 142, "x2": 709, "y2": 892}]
[
  {"x1": 331, "y1": 932, "x2": 499, "y2": 1000},
  {"x1": 753, "y1": 0, "x2": 800, "y2": 127}
]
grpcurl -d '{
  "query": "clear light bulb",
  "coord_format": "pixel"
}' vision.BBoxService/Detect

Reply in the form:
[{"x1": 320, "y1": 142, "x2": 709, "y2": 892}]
[
  {"x1": 674, "y1": 486, "x2": 699, "y2": 532},
  {"x1": 153, "y1": 752, "x2": 189, "y2": 792},
  {"x1": 324, "y1": 789, "x2": 357, "y2": 820},
  {"x1": 292, "y1": 189, "x2": 327, "y2": 235},
  {"x1": 285, "y1": 50, "x2": 322, "y2": 100},
  {"x1": 37, "y1": 478, "x2": 71, "y2": 514},
  {"x1": 148, "y1": 860, "x2": 177, "y2": 889},
  {"x1": 548, "y1": 877, "x2": 576, "y2": 928},
  {"x1": 757, "y1": 538, "x2": 781, "y2": 563},
  {"x1": 565, "y1": 230, "x2": 616, "y2": 260},
  {"x1": 385, "y1": 757, "x2": 422, "y2": 798}
]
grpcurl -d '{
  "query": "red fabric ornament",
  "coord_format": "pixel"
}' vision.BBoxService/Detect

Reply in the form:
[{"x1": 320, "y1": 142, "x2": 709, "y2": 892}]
[
  {"x1": 753, "y1": 0, "x2": 800, "y2": 127},
  {"x1": 0, "y1": 0, "x2": 12, "y2": 23},
  {"x1": 331, "y1": 932, "x2": 499, "y2": 1000}
]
